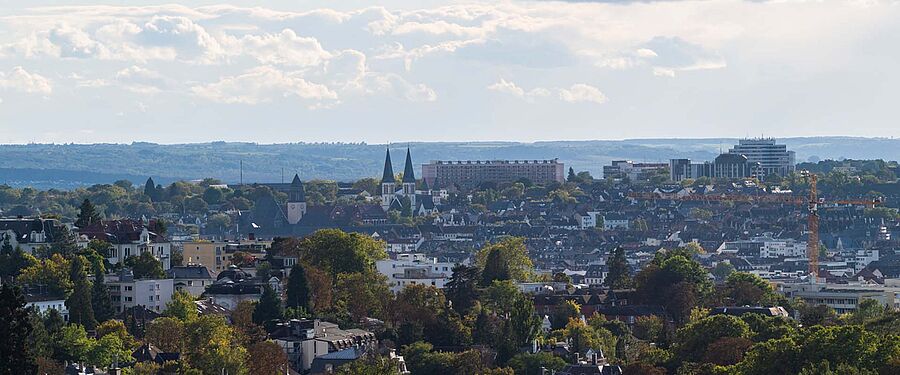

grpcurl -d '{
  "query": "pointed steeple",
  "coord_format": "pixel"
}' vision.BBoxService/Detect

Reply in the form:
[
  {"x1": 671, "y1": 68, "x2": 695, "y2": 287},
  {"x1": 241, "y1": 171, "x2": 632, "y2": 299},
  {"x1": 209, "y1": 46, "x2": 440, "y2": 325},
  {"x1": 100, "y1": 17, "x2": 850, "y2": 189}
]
[
  {"x1": 382, "y1": 148, "x2": 395, "y2": 183},
  {"x1": 402, "y1": 148, "x2": 416, "y2": 183},
  {"x1": 289, "y1": 174, "x2": 305, "y2": 202}
]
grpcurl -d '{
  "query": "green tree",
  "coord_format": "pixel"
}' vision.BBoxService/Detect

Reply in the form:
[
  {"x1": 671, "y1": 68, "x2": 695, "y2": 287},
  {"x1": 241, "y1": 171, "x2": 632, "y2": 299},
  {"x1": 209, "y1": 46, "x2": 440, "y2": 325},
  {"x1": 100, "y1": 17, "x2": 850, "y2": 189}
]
[
  {"x1": 145, "y1": 317, "x2": 185, "y2": 353},
  {"x1": 48, "y1": 225, "x2": 80, "y2": 258},
  {"x1": 87, "y1": 334, "x2": 131, "y2": 369},
  {"x1": 56, "y1": 324, "x2": 93, "y2": 362},
  {"x1": 0, "y1": 239, "x2": 38, "y2": 280},
  {"x1": 481, "y1": 246, "x2": 511, "y2": 286},
  {"x1": 711, "y1": 261, "x2": 735, "y2": 281},
  {"x1": 445, "y1": 264, "x2": 480, "y2": 315},
  {"x1": 296, "y1": 229, "x2": 387, "y2": 276},
  {"x1": 91, "y1": 262, "x2": 114, "y2": 323},
  {"x1": 183, "y1": 315, "x2": 248, "y2": 375},
  {"x1": 476, "y1": 237, "x2": 533, "y2": 283},
  {"x1": 125, "y1": 251, "x2": 165, "y2": 279},
  {"x1": 675, "y1": 315, "x2": 751, "y2": 363},
  {"x1": 66, "y1": 255, "x2": 97, "y2": 330},
  {"x1": 285, "y1": 264, "x2": 310, "y2": 311},
  {"x1": 604, "y1": 247, "x2": 632, "y2": 288},
  {"x1": 75, "y1": 198, "x2": 102, "y2": 228},
  {"x1": 144, "y1": 177, "x2": 159, "y2": 201},
  {"x1": 335, "y1": 353, "x2": 399, "y2": 375},
  {"x1": 726, "y1": 272, "x2": 776, "y2": 306},
  {"x1": 253, "y1": 284, "x2": 283, "y2": 325},
  {"x1": 635, "y1": 250, "x2": 711, "y2": 323},
  {"x1": 202, "y1": 187, "x2": 224, "y2": 205},
  {"x1": 0, "y1": 284, "x2": 38, "y2": 374},
  {"x1": 552, "y1": 300, "x2": 581, "y2": 330},
  {"x1": 164, "y1": 290, "x2": 197, "y2": 322}
]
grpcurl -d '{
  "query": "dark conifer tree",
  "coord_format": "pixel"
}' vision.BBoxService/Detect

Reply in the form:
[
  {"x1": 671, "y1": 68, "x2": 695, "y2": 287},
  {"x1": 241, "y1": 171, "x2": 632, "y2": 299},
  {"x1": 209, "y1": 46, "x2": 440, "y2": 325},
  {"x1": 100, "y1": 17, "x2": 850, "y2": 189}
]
[
  {"x1": 285, "y1": 264, "x2": 310, "y2": 310},
  {"x1": 446, "y1": 264, "x2": 480, "y2": 314},
  {"x1": 481, "y1": 248, "x2": 510, "y2": 287},
  {"x1": 91, "y1": 263, "x2": 114, "y2": 323},
  {"x1": 605, "y1": 247, "x2": 632, "y2": 288},
  {"x1": 66, "y1": 255, "x2": 96, "y2": 330},
  {"x1": 0, "y1": 284, "x2": 38, "y2": 374},
  {"x1": 253, "y1": 284, "x2": 283, "y2": 325},
  {"x1": 75, "y1": 198, "x2": 101, "y2": 228},
  {"x1": 143, "y1": 177, "x2": 157, "y2": 201}
]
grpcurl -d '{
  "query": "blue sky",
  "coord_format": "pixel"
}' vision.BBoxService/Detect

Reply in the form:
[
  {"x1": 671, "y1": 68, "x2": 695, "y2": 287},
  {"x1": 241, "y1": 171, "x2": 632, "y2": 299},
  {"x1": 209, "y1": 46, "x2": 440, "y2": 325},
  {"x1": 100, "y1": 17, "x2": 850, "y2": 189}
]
[{"x1": 0, "y1": 0, "x2": 898, "y2": 144}]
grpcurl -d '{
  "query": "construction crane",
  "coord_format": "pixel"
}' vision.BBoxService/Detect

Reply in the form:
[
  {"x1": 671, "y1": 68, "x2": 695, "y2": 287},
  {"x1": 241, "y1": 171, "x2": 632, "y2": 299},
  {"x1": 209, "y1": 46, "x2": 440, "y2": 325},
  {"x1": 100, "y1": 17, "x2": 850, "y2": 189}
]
[{"x1": 628, "y1": 171, "x2": 881, "y2": 280}]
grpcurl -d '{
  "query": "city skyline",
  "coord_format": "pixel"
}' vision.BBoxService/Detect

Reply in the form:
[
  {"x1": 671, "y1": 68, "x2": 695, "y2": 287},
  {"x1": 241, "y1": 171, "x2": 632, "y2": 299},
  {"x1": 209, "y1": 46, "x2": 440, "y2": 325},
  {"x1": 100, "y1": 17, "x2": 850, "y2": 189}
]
[{"x1": 2, "y1": 0, "x2": 899, "y2": 144}]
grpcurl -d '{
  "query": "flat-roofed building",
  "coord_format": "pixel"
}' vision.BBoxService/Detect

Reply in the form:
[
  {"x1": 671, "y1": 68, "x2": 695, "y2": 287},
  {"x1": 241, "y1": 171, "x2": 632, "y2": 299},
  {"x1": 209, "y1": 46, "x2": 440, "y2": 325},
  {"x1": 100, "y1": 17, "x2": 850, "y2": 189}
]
[
  {"x1": 728, "y1": 138, "x2": 795, "y2": 177},
  {"x1": 422, "y1": 159, "x2": 565, "y2": 189}
]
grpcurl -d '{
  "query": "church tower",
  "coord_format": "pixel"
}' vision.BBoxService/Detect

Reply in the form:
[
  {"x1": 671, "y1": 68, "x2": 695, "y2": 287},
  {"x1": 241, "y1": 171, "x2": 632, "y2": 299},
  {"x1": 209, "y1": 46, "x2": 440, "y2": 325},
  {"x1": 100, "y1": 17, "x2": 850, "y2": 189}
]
[
  {"x1": 286, "y1": 174, "x2": 307, "y2": 225},
  {"x1": 402, "y1": 148, "x2": 417, "y2": 207},
  {"x1": 381, "y1": 148, "x2": 396, "y2": 210}
]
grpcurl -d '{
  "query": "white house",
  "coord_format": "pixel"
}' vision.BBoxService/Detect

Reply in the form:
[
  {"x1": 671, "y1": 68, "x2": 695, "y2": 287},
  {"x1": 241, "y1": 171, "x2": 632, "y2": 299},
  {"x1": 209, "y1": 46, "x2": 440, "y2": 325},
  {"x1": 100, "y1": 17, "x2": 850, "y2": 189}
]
[
  {"x1": 0, "y1": 218, "x2": 60, "y2": 254},
  {"x1": 602, "y1": 214, "x2": 630, "y2": 231},
  {"x1": 376, "y1": 253, "x2": 457, "y2": 293},
  {"x1": 106, "y1": 269, "x2": 175, "y2": 314},
  {"x1": 78, "y1": 220, "x2": 172, "y2": 270},
  {"x1": 25, "y1": 293, "x2": 68, "y2": 321}
]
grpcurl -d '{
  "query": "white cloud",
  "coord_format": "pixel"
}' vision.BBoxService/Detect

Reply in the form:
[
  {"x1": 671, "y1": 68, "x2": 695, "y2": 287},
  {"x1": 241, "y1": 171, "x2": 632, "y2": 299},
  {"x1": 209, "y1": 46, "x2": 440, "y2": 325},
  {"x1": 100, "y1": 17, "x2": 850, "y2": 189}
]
[
  {"x1": 0, "y1": 67, "x2": 53, "y2": 95},
  {"x1": 486, "y1": 78, "x2": 550, "y2": 102},
  {"x1": 190, "y1": 65, "x2": 337, "y2": 105},
  {"x1": 236, "y1": 29, "x2": 332, "y2": 67},
  {"x1": 488, "y1": 79, "x2": 604, "y2": 104},
  {"x1": 114, "y1": 65, "x2": 176, "y2": 94},
  {"x1": 558, "y1": 84, "x2": 607, "y2": 104}
]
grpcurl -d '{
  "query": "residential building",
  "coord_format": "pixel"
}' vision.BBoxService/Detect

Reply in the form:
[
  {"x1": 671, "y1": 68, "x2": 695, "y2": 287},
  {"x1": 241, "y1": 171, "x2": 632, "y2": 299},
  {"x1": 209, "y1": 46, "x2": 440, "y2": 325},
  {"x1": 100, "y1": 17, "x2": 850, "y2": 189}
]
[
  {"x1": 181, "y1": 241, "x2": 229, "y2": 275},
  {"x1": 107, "y1": 269, "x2": 174, "y2": 314},
  {"x1": 201, "y1": 265, "x2": 275, "y2": 310},
  {"x1": 78, "y1": 219, "x2": 171, "y2": 270},
  {"x1": 421, "y1": 159, "x2": 565, "y2": 190},
  {"x1": 270, "y1": 319, "x2": 377, "y2": 372},
  {"x1": 574, "y1": 211, "x2": 601, "y2": 229},
  {"x1": 728, "y1": 138, "x2": 796, "y2": 177},
  {"x1": 602, "y1": 214, "x2": 630, "y2": 231},
  {"x1": 24, "y1": 288, "x2": 68, "y2": 321},
  {"x1": 603, "y1": 160, "x2": 668, "y2": 181},
  {"x1": 167, "y1": 265, "x2": 214, "y2": 297},
  {"x1": 718, "y1": 235, "x2": 806, "y2": 258},
  {"x1": 584, "y1": 264, "x2": 608, "y2": 286},
  {"x1": 0, "y1": 217, "x2": 61, "y2": 254},
  {"x1": 375, "y1": 253, "x2": 456, "y2": 293},
  {"x1": 778, "y1": 281, "x2": 900, "y2": 314}
]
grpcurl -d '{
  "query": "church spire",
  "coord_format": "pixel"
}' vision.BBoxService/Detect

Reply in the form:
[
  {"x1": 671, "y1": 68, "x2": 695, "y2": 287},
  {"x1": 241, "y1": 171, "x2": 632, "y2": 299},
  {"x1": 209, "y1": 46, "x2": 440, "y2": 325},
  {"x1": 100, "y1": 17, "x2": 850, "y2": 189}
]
[
  {"x1": 402, "y1": 148, "x2": 416, "y2": 183},
  {"x1": 381, "y1": 148, "x2": 395, "y2": 183}
]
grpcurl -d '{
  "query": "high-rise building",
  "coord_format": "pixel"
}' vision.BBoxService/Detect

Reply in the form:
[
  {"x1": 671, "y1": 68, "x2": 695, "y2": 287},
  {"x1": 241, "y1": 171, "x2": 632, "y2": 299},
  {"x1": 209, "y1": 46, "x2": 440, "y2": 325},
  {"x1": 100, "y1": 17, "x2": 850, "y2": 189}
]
[
  {"x1": 728, "y1": 138, "x2": 795, "y2": 177},
  {"x1": 421, "y1": 159, "x2": 565, "y2": 189},
  {"x1": 669, "y1": 154, "x2": 761, "y2": 181}
]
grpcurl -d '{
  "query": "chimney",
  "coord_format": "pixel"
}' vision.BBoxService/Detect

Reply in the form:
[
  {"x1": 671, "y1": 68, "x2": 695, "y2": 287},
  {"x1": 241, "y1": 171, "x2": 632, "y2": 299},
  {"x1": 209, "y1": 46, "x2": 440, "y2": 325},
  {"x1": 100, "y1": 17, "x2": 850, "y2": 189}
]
[
  {"x1": 574, "y1": 353, "x2": 580, "y2": 364},
  {"x1": 249, "y1": 232, "x2": 255, "y2": 240},
  {"x1": 592, "y1": 353, "x2": 598, "y2": 365}
]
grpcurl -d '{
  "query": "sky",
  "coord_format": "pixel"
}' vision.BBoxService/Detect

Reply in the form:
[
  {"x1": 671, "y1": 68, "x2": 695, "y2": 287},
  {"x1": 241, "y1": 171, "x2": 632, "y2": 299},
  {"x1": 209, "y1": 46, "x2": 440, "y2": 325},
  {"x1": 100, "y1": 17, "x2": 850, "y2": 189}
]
[{"x1": 0, "y1": 0, "x2": 898, "y2": 144}]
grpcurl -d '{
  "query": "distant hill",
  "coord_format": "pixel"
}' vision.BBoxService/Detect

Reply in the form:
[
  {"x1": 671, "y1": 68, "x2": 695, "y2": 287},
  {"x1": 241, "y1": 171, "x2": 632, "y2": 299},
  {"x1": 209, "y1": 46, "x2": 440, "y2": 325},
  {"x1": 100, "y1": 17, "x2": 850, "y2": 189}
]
[{"x1": 1, "y1": 137, "x2": 898, "y2": 189}]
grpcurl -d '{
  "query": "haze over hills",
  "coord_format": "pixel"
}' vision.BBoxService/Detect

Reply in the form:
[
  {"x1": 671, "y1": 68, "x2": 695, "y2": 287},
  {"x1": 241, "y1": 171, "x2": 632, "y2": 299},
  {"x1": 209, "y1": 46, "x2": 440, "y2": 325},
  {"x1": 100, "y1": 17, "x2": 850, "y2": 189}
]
[{"x1": 1, "y1": 137, "x2": 898, "y2": 189}]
